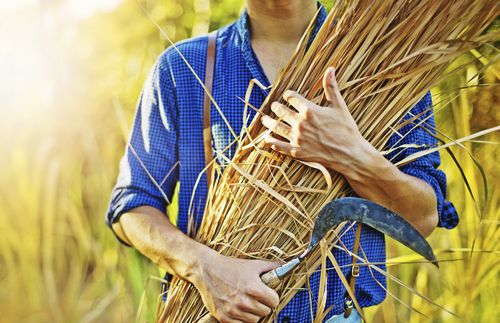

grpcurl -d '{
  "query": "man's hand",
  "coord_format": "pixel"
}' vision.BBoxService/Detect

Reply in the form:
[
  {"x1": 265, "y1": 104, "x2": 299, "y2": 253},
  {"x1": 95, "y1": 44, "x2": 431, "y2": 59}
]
[
  {"x1": 193, "y1": 250, "x2": 280, "y2": 323},
  {"x1": 262, "y1": 66, "x2": 375, "y2": 180},
  {"x1": 114, "y1": 208, "x2": 280, "y2": 322},
  {"x1": 261, "y1": 66, "x2": 439, "y2": 236}
]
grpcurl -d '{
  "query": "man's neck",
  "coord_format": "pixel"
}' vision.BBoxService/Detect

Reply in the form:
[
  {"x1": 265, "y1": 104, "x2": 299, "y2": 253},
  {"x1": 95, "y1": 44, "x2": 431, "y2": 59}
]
[{"x1": 246, "y1": 0, "x2": 318, "y2": 44}]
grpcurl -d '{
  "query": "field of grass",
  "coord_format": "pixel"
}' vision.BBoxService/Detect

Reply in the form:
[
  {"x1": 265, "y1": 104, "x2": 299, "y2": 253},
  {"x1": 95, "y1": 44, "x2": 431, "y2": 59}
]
[{"x1": 0, "y1": 1, "x2": 498, "y2": 322}]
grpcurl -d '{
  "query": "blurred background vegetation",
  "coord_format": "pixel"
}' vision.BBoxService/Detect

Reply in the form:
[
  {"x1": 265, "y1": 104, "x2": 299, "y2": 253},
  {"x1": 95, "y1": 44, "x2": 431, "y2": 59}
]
[{"x1": 0, "y1": 0, "x2": 497, "y2": 322}]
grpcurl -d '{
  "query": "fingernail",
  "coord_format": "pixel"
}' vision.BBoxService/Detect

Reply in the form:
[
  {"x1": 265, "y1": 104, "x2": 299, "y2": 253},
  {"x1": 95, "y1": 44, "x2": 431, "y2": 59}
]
[
  {"x1": 283, "y1": 90, "x2": 294, "y2": 99},
  {"x1": 330, "y1": 67, "x2": 335, "y2": 80}
]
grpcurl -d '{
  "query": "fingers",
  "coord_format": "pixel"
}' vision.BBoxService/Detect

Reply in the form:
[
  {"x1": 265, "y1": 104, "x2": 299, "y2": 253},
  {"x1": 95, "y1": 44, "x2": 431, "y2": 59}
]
[
  {"x1": 264, "y1": 135, "x2": 301, "y2": 158},
  {"x1": 245, "y1": 260, "x2": 280, "y2": 310},
  {"x1": 229, "y1": 308, "x2": 262, "y2": 323},
  {"x1": 247, "y1": 283, "x2": 280, "y2": 309},
  {"x1": 282, "y1": 68, "x2": 344, "y2": 112},
  {"x1": 218, "y1": 293, "x2": 272, "y2": 323},
  {"x1": 282, "y1": 90, "x2": 312, "y2": 114},
  {"x1": 270, "y1": 101, "x2": 299, "y2": 126},
  {"x1": 236, "y1": 298, "x2": 272, "y2": 318},
  {"x1": 215, "y1": 296, "x2": 272, "y2": 323},
  {"x1": 199, "y1": 255, "x2": 280, "y2": 323},
  {"x1": 218, "y1": 316, "x2": 245, "y2": 323},
  {"x1": 322, "y1": 66, "x2": 343, "y2": 107},
  {"x1": 226, "y1": 276, "x2": 277, "y2": 321},
  {"x1": 252, "y1": 259, "x2": 281, "y2": 274},
  {"x1": 261, "y1": 115, "x2": 292, "y2": 140}
]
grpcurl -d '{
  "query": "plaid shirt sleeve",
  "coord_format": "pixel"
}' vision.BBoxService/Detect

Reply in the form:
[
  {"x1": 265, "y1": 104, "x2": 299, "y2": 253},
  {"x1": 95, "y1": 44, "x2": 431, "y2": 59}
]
[
  {"x1": 105, "y1": 54, "x2": 179, "y2": 239},
  {"x1": 385, "y1": 91, "x2": 459, "y2": 229}
]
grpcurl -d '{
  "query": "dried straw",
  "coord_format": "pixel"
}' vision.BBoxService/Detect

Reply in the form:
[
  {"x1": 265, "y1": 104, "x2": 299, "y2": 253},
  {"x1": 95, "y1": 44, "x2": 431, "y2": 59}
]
[{"x1": 157, "y1": 0, "x2": 499, "y2": 322}]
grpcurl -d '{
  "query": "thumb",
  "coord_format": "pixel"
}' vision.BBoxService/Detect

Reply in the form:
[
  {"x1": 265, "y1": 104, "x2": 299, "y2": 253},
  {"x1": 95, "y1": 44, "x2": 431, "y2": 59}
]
[
  {"x1": 252, "y1": 259, "x2": 282, "y2": 275},
  {"x1": 323, "y1": 66, "x2": 342, "y2": 107}
]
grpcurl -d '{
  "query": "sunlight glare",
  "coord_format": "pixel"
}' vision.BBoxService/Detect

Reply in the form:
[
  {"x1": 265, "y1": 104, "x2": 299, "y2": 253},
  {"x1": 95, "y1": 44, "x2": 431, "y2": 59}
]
[{"x1": 0, "y1": 0, "x2": 122, "y2": 128}]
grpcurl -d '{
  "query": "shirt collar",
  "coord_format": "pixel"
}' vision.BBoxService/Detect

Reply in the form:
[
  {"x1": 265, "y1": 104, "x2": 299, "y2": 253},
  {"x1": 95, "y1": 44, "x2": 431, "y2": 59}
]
[{"x1": 235, "y1": 3, "x2": 328, "y2": 89}]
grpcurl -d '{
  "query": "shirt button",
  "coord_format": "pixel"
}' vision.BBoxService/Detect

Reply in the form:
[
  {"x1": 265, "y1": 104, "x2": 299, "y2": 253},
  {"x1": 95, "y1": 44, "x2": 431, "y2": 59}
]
[{"x1": 282, "y1": 317, "x2": 290, "y2": 323}]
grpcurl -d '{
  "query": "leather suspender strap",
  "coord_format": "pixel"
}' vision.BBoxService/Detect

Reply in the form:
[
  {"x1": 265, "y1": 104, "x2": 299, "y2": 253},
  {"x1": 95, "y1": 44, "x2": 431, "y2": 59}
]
[
  {"x1": 203, "y1": 31, "x2": 217, "y2": 188},
  {"x1": 344, "y1": 223, "x2": 363, "y2": 318}
]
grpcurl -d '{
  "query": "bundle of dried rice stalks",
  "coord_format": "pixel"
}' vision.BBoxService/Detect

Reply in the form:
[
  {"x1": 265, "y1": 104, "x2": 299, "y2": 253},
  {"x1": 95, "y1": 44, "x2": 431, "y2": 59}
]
[{"x1": 157, "y1": 0, "x2": 499, "y2": 321}]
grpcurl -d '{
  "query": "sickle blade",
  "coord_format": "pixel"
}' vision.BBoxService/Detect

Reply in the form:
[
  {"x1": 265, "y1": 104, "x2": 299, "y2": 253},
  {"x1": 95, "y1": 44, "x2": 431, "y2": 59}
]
[{"x1": 311, "y1": 197, "x2": 438, "y2": 267}]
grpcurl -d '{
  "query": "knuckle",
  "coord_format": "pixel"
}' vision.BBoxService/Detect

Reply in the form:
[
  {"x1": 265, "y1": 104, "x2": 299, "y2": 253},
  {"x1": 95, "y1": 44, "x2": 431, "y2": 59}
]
[
  {"x1": 226, "y1": 307, "x2": 238, "y2": 317},
  {"x1": 301, "y1": 107, "x2": 312, "y2": 120},
  {"x1": 261, "y1": 116, "x2": 269, "y2": 127},
  {"x1": 307, "y1": 104, "x2": 316, "y2": 115},
  {"x1": 236, "y1": 299, "x2": 250, "y2": 311},
  {"x1": 271, "y1": 102, "x2": 281, "y2": 114},
  {"x1": 245, "y1": 286, "x2": 261, "y2": 297},
  {"x1": 273, "y1": 292, "x2": 280, "y2": 307},
  {"x1": 284, "y1": 90, "x2": 294, "y2": 99},
  {"x1": 297, "y1": 121, "x2": 306, "y2": 132},
  {"x1": 262, "y1": 306, "x2": 272, "y2": 316},
  {"x1": 295, "y1": 134, "x2": 303, "y2": 145}
]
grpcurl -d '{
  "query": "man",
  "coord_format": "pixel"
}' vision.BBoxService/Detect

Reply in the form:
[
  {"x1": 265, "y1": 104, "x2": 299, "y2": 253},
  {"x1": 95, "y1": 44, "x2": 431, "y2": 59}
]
[{"x1": 106, "y1": 1, "x2": 458, "y2": 322}]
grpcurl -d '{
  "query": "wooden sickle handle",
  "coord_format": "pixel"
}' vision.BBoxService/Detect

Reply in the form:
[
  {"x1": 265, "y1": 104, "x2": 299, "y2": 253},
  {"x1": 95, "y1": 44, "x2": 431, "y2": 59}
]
[
  {"x1": 259, "y1": 269, "x2": 281, "y2": 289},
  {"x1": 197, "y1": 269, "x2": 281, "y2": 323}
]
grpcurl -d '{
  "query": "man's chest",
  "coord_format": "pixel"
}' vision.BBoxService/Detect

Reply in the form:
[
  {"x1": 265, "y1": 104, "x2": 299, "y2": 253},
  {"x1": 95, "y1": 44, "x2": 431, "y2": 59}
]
[{"x1": 176, "y1": 53, "x2": 270, "y2": 164}]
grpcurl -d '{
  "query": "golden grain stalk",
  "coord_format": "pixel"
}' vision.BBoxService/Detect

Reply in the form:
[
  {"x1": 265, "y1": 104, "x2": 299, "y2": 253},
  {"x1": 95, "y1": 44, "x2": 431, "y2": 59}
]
[{"x1": 157, "y1": 0, "x2": 499, "y2": 322}]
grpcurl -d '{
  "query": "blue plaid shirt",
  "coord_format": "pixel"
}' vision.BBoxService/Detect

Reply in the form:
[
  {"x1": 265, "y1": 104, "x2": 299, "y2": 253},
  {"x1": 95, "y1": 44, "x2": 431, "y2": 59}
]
[{"x1": 106, "y1": 6, "x2": 458, "y2": 322}]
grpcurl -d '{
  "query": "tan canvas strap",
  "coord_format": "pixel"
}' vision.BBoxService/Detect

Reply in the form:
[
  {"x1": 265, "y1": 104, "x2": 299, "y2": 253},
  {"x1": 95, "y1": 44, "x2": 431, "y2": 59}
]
[
  {"x1": 203, "y1": 31, "x2": 217, "y2": 188},
  {"x1": 344, "y1": 223, "x2": 362, "y2": 318}
]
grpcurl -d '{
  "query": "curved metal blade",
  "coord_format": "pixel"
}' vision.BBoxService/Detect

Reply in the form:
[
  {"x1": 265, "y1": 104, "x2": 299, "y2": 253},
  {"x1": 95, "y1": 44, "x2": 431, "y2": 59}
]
[{"x1": 309, "y1": 197, "x2": 438, "y2": 267}]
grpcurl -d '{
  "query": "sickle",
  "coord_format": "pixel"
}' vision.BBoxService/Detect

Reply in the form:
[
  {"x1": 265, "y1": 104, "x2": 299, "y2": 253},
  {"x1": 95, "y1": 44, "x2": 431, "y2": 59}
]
[
  {"x1": 198, "y1": 197, "x2": 437, "y2": 322},
  {"x1": 263, "y1": 197, "x2": 437, "y2": 287}
]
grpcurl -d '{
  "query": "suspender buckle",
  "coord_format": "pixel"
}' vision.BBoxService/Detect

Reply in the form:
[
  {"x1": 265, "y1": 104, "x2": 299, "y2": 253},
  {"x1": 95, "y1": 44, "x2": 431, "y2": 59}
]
[
  {"x1": 343, "y1": 224, "x2": 362, "y2": 319},
  {"x1": 351, "y1": 264, "x2": 360, "y2": 277},
  {"x1": 343, "y1": 297, "x2": 354, "y2": 318},
  {"x1": 343, "y1": 297, "x2": 353, "y2": 312}
]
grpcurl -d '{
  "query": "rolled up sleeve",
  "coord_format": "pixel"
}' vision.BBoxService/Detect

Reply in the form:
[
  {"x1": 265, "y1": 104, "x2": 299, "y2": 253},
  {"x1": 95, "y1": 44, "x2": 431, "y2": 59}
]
[
  {"x1": 385, "y1": 92, "x2": 459, "y2": 229},
  {"x1": 105, "y1": 54, "x2": 179, "y2": 240}
]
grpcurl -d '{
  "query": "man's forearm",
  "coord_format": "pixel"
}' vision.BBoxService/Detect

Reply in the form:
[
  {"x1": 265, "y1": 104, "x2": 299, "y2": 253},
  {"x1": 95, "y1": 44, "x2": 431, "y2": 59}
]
[
  {"x1": 112, "y1": 206, "x2": 213, "y2": 283},
  {"x1": 262, "y1": 69, "x2": 439, "y2": 238},
  {"x1": 340, "y1": 141, "x2": 439, "y2": 237},
  {"x1": 111, "y1": 206, "x2": 281, "y2": 321}
]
